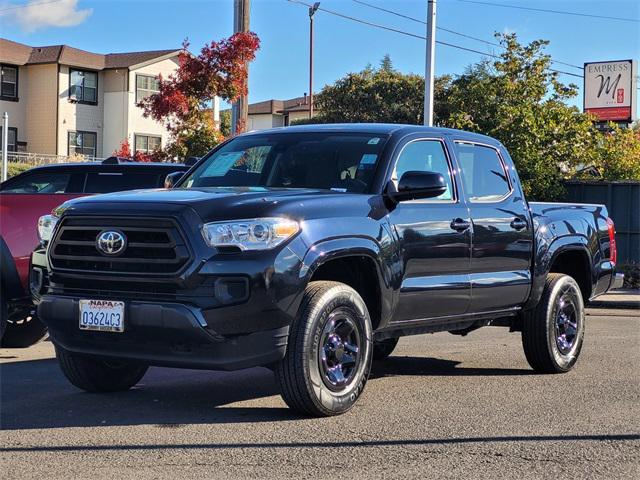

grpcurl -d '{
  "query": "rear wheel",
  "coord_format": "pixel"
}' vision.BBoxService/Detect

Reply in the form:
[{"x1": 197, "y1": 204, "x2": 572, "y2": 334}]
[
  {"x1": 372, "y1": 337, "x2": 398, "y2": 360},
  {"x1": 275, "y1": 281, "x2": 373, "y2": 417},
  {"x1": 55, "y1": 346, "x2": 148, "y2": 392},
  {"x1": 1, "y1": 315, "x2": 48, "y2": 348},
  {"x1": 522, "y1": 273, "x2": 585, "y2": 373}
]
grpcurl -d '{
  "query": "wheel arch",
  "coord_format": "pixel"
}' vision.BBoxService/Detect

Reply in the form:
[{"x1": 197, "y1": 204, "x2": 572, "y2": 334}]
[
  {"x1": 525, "y1": 235, "x2": 593, "y2": 310},
  {"x1": 296, "y1": 237, "x2": 393, "y2": 331}
]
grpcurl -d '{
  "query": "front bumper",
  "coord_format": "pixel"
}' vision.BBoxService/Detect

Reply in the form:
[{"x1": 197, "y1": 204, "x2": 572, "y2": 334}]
[{"x1": 38, "y1": 295, "x2": 289, "y2": 370}]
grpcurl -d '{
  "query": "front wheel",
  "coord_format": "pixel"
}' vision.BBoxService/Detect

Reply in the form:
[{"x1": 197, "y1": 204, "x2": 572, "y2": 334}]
[
  {"x1": 1, "y1": 315, "x2": 48, "y2": 348},
  {"x1": 275, "y1": 281, "x2": 373, "y2": 417},
  {"x1": 522, "y1": 273, "x2": 585, "y2": 373},
  {"x1": 55, "y1": 346, "x2": 148, "y2": 392}
]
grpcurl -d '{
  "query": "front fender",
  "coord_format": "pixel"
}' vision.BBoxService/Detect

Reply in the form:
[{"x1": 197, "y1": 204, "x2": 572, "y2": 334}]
[{"x1": 287, "y1": 236, "x2": 395, "y2": 329}]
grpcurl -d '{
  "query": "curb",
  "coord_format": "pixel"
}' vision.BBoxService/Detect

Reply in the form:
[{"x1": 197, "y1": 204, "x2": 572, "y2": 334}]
[{"x1": 587, "y1": 301, "x2": 640, "y2": 310}]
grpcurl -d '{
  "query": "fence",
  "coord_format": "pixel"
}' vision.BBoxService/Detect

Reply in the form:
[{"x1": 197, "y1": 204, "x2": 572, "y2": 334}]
[
  {"x1": 563, "y1": 180, "x2": 640, "y2": 265},
  {"x1": 4, "y1": 151, "x2": 103, "y2": 166}
]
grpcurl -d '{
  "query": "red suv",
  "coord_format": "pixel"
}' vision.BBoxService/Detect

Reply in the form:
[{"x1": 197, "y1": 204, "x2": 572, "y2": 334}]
[{"x1": 0, "y1": 159, "x2": 189, "y2": 347}]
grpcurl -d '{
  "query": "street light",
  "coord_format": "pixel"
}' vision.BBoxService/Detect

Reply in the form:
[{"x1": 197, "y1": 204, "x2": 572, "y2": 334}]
[{"x1": 309, "y1": 2, "x2": 320, "y2": 119}]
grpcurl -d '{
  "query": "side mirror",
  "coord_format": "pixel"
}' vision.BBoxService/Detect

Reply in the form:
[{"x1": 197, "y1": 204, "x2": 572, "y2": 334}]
[
  {"x1": 164, "y1": 171, "x2": 185, "y2": 189},
  {"x1": 387, "y1": 171, "x2": 447, "y2": 202}
]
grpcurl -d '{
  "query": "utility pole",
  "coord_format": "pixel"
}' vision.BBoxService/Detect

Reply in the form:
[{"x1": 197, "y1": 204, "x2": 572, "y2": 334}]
[
  {"x1": 1, "y1": 112, "x2": 8, "y2": 182},
  {"x1": 232, "y1": 0, "x2": 250, "y2": 135},
  {"x1": 309, "y1": 2, "x2": 320, "y2": 119},
  {"x1": 424, "y1": 0, "x2": 436, "y2": 126}
]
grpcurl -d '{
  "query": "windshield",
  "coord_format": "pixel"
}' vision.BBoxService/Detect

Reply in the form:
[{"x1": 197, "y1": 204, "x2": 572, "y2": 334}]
[{"x1": 179, "y1": 132, "x2": 389, "y2": 193}]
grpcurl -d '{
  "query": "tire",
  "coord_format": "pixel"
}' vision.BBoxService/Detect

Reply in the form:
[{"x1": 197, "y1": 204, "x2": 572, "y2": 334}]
[
  {"x1": 274, "y1": 281, "x2": 373, "y2": 417},
  {"x1": 55, "y1": 345, "x2": 148, "y2": 393},
  {"x1": 1, "y1": 315, "x2": 48, "y2": 348},
  {"x1": 372, "y1": 337, "x2": 398, "y2": 360},
  {"x1": 0, "y1": 297, "x2": 7, "y2": 344},
  {"x1": 522, "y1": 273, "x2": 585, "y2": 373}
]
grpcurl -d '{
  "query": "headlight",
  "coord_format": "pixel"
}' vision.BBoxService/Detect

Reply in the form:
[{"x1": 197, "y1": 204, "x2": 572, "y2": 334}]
[
  {"x1": 201, "y1": 218, "x2": 299, "y2": 251},
  {"x1": 37, "y1": 214, "x2": 58, "y2": 243}
]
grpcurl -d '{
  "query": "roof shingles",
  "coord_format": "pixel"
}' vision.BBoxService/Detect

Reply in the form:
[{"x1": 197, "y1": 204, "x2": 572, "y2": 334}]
[{"x1": 0, "y1": 38, "x2": 180, "y2": 70}]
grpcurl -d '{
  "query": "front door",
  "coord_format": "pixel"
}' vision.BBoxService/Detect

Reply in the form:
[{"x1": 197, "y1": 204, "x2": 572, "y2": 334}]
[
  {"x1": 388, "y1": 137, "x2": 472, "y2": 322},
  {"x1": 452, "y1": 141, "x2": 533, "y2": 312}
]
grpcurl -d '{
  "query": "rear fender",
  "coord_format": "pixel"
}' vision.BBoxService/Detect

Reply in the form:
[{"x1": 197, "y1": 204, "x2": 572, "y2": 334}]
[{"x1": 525, "y1": 235, "x2": 591, "y2": 310}]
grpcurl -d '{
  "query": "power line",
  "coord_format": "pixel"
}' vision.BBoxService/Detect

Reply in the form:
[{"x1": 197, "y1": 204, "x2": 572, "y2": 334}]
[
  {"x1": 0, "y1": 0, "x2": 65, "y2": 13},
  {"x1": 352, "y1": 0, "x2": 583, "y2": 70},
  {"x1": 456, "y1": 0, "x2": 640, "y2": 24},
  {"x1": 286, "y1": 0, "x2": 584, "y2": 79}
]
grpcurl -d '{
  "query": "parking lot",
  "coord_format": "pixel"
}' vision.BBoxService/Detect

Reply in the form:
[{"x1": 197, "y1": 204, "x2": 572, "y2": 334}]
[{"x1": 1, "y1": 307, "x2": 638, "y2": 479}]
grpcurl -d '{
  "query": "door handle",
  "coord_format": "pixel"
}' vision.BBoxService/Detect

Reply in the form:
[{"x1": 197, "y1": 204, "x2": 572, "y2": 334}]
[
  {"x1": 510, "y1": 217, "x2": 527, "y2": 231},
  {"x1": 450, "y1": 218, "x2": 471, "y2": 232}
]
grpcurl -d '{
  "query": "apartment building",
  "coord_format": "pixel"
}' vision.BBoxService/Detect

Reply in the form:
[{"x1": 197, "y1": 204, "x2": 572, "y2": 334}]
[
  {"x1": 0, "y1": 38, "x2": 181, "y2": 159},
  {"x1": 223, "y1": 95, "x2": 317, "y2": 131}
]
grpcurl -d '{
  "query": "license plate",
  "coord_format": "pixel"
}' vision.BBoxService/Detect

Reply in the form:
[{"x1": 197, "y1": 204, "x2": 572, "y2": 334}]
[{"x1": 79, "y1": 299, "x2": 125, "y2": 332}]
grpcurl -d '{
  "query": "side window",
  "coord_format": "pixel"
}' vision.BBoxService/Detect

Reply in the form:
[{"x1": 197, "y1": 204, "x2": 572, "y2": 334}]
[
  {"x1": 1, "y1": 172, "x2": 71, "y2": 193},
  {"x1": 455, "y1": 143, "x2": 510, "y2": 202},
  {"x1": 84, "y1": 172, "x2": 161, "y2": 193},
  {"x1": 393, "y1": 140, "x2": 454, "y2": 201}
]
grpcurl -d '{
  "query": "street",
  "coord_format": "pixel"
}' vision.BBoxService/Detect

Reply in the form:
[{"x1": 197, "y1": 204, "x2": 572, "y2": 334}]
[{"x1": 1, "y1": 307, "x2": 638, "y2": 479}]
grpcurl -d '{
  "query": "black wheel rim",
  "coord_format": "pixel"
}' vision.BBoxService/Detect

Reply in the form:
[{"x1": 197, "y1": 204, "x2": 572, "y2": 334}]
[
  {"x1": 319, "y1": 308, "x2": 361, "y2": 391},
  {"x1": 554, "y1": 286, "x2": 580, "y2": 355}
]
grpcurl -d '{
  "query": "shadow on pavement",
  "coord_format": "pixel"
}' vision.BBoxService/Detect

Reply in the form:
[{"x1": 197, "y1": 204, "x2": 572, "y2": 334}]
[
  {"x1": 2, "y1": 434, "x2": 638, "y2": 453},
  {"x1": 2, "y1": 353, "x2": 532, "y2": 431},
  {"x1": 370, "y1": 356, "x2": 533, "y2": 379}
]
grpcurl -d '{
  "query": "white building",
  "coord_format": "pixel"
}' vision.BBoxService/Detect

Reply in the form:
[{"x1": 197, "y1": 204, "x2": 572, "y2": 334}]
[{"x1": 0, "y1": 38, "x2": 182, "y2": 159}]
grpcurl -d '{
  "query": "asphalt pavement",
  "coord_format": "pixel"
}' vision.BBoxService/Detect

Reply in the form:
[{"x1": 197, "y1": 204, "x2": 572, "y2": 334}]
[{"x1": 1, "y1": 307, "x2": 638, "y2": 479}]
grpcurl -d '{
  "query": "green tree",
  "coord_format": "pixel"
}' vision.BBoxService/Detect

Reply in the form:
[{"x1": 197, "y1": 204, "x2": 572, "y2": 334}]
[
  {"x1": 441, "y1": 33, "x2": 596, "y2": 200},
  {"x1": 314, "y1": 57, "x2": 451, "y2": 125},
  {"x1": 219, "y1": 109, "x2": 232, "y2": 137},
  {"x1": 588, "y1": 124, "x2": 640, "y2": 180}
]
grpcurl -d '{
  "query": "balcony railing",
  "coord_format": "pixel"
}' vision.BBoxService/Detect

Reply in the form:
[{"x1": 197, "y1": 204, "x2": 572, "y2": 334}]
[{"x1": 1, "y1": 151, "x2": 104, "y2": 166}]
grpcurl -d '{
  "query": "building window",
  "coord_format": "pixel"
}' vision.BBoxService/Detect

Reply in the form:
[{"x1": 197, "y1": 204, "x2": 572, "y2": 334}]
[
  {"x1": 134, "y1": 134, "x2": 161, "y2": 154},
  {"x1": 69, "y1": 69, "x2": 98, "y2": 104},
  {"x1": 1, "y1": 64, "x2": 18, "y2": 100},
  {"x1": 68, "y1": 131, "x2": 97, "y2": 157},
  {"x1": 0, "y1": 127, "x2": 17, "y2": 152},
  {"x1": 136, "y1": 75, "x2": 160, "y2": 102}
]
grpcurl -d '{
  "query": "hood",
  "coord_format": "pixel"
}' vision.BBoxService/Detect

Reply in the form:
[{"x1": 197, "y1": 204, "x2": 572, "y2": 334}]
[{"x1": 61, "y1": 187, "x2": 382, "y2": 222}]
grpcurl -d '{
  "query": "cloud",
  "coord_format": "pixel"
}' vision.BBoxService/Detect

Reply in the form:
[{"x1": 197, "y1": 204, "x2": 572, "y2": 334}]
[{"x1": 1, "y1": 0, "x2": 92, "y2": 32}]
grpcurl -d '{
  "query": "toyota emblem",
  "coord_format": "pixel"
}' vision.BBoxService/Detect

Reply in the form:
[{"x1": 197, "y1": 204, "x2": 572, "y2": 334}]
[{"x1": 96, "y1": 230, "x2": 126, "y2": 256}]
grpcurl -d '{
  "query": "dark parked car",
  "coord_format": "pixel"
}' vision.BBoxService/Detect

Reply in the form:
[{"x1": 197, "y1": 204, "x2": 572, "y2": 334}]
[
  {"x1": 32, "y1": 125, "x2": 622, "y2": 416},
  {"x1": 0, "y1": 159, "x2": 190, "y2": 347}
]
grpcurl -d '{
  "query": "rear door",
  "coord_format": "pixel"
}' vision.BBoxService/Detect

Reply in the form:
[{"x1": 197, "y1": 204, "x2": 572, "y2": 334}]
[
  {"x1": 387, "y1": 136, "x2": 472, "y2": 321},
  {"x1": 453, "y1": 141, "x2": 533, "y2": 312}
]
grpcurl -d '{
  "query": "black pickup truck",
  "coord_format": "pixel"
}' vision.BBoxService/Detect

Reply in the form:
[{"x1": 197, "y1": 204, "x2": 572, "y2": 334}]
[{"x1": 32, "y1": 124, "x2": 623, "y2": 417}]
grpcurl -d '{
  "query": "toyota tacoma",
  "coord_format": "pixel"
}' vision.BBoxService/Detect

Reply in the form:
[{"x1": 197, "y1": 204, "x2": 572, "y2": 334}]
[{"x1": 32, "y1": 124, "x2": 623, "y2": 416}]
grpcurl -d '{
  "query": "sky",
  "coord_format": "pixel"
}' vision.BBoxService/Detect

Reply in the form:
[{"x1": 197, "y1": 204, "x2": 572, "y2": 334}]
[{"x1": 1, "y1": 0, "x2": 639, "y2": 110}]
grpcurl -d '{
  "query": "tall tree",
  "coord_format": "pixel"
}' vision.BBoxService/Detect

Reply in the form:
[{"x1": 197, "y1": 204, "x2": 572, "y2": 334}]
[
  {"x1": 442, "y1": 33, "x2": 596, "y2": 200},
  {"x1": 138, "y1": 32, "x2": 260, "y2": 160},
  {"x1": 313, "y1": 57, "x2": 451, "y2": 125}
]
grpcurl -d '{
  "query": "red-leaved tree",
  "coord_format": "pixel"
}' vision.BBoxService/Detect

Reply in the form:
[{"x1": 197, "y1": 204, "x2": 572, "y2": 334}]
[
  {"x1": 112, "y1": 138, "x2": 154, "y2": 162},
  {"x1": 138, "y1": 32, "x2": 260, "y2": 160}
]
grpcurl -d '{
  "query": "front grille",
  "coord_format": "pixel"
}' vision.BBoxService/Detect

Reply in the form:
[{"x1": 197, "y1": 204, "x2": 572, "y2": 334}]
[{"x1": 49, "y1": 216, "x2": 191, "y2": 277}]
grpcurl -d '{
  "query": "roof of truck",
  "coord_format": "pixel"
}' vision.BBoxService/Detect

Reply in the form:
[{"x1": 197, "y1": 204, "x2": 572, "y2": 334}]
[{"x1": 243, "y1": 123, "x2": 502, "y2": 146}]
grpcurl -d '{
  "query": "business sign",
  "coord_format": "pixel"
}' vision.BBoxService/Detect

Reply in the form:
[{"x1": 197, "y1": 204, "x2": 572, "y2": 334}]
[{"x1": 584, "y1": 60, "x2": 636, "y2": 122}]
